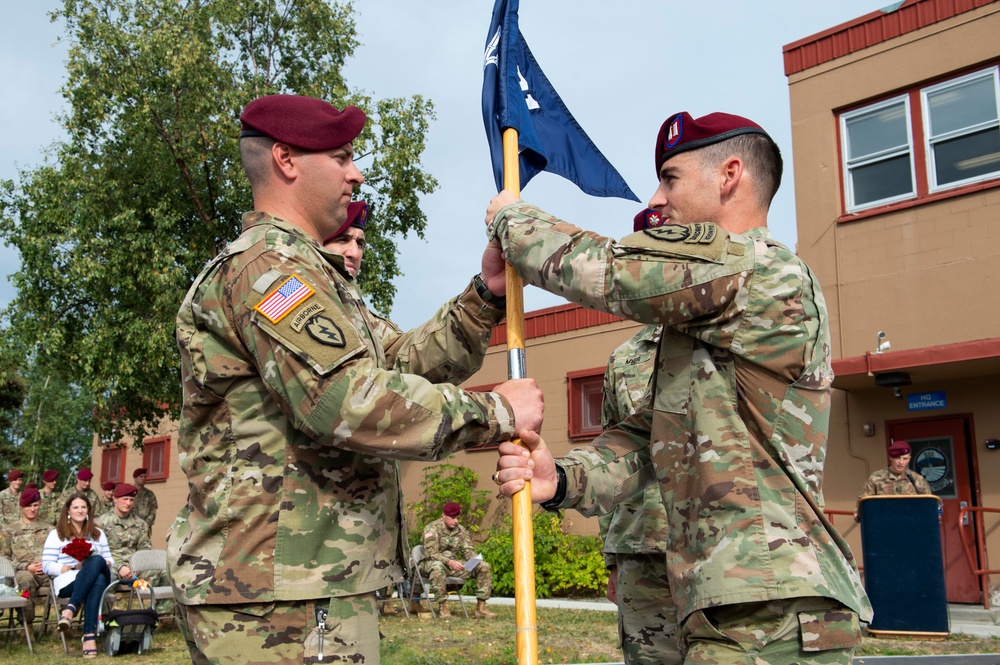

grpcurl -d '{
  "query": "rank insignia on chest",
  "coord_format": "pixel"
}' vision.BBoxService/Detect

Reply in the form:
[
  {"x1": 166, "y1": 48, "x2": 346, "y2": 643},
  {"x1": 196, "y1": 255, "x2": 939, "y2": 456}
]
[
  {"x1": 305, "y1": 314, "x2": 347, "y2": 347},
  {"x1": 254, "y1": 275, "x2": 315, "y2": 324}
]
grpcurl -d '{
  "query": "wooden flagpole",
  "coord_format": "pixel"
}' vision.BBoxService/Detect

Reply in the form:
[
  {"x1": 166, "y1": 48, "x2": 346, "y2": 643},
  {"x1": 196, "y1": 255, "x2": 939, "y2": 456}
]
[{"x1": 502, "y1": 127, "x2": 538, "y2": 665}]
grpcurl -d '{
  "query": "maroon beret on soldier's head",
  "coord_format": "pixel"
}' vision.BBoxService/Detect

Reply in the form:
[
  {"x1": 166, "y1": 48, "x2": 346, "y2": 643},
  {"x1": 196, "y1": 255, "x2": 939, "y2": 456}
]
[
  {"x1": 42, "y1": 469, "x2": 58, "y2": 483},
  {"x1": 114, "y1": 483, "x2": 138, "y2": 499},
  {"x1": 77, "y1": 468, "x2": 94, "y2": 481},
  {"x1": 133, "y1": 467, "x2": 147, "y2": 478},
  {"x1": 25, "y1": 482, "x2": 37, "y2": 489},
  {"x1": 654, "y1": 111, "x2": 771, "y2": 175},
  {"x1": 101, "y1": 481, "x2": 116, "y2": 491},
  {"x1": 19, "y1": 488, "x2": 41, "y2": 507},
  {"x1": 323, "y1": 201, "x2": 369, "y2": 244},
  {"x1": 888, "y1": 441, "x2": 912, "y2": 459},
  {"x1": 8, "y1": 469, "x2": 23, "y2": 481},
  {"x1": 633, "y1": 208, "x2": 666, "y2": 233},
  {"x1": 442, "y1": 502, "x2": 461, "y2": 517},
  {"x1": 240, "y1": 94, "x2": 367, "y2": 152}
]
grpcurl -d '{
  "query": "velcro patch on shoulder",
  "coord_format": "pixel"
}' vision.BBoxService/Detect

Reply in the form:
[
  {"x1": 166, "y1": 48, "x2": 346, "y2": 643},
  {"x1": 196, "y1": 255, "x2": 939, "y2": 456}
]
[{"x1": 619, "y1": 223, "x2": 728, "y2": 263}]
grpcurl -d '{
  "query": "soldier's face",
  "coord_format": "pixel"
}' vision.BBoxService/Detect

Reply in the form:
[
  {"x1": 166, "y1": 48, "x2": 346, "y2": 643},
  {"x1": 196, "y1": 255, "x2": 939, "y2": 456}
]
[
  {"x1": 114, "y1": 495, "x2": 134, "y2": 517},
  {"x1": 9, "y1": 478, "x2": 22, "y2": 492},
  {"x1": 295, "y1": 144, "x2": 364, "y2": 240},
  {"x1": 443, "y1": 515, "x2": 459, "y2": 529},
  {"x1": 77, "y1": 479, "x2": 90, "y2": 491},
  {"x1": 21, "y1": 501, "x2": 40, "y2": 521},
  {"x1": 648, "y1": 151, "x2": 723, "y2": 228},
  {"x1": 323, "y1": 227, "x2": 366, "y2": 278},
  {"x1": 44, "y1": 480, "x2": 56, "y2": 491},
  {"x1": 890, "y1": 453, "x2": 911, "y2": 474},
  {"x1": 134, "y1": 474, "x2": 146, "y2": 488},
  {"x1": 103, "y1": 489, "x2": 114, "y2": 500}
]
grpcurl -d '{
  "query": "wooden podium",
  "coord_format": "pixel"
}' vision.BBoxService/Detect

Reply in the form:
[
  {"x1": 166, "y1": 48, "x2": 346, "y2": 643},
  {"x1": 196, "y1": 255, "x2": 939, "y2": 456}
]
[{"x1": 858, "y1": 495, "x2": 949, "y2": 637}]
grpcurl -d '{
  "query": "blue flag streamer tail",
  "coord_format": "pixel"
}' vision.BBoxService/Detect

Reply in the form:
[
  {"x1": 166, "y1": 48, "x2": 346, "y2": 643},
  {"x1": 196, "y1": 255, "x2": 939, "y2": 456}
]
[{"x1": 482, "y1": 0, "x2": 639, "y2": 202}]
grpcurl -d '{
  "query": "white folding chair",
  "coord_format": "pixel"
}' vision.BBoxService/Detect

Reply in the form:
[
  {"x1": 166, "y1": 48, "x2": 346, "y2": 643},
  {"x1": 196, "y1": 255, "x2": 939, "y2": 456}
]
[{"x1": 0, "y1": 557, "x2": 33, "y2": 653}]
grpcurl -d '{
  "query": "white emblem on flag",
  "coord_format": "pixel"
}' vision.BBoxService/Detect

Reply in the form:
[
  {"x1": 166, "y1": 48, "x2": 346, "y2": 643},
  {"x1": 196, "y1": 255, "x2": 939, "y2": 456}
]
[
  {"x1": 517, "y1": 66, "x2": 540, "y2": 110},
  {"x1": 254, "y1": 276, "x2": 315, "y2": 324},
  {"x1": 484, "y1": 28, "x2": 500, "y2": 69}
]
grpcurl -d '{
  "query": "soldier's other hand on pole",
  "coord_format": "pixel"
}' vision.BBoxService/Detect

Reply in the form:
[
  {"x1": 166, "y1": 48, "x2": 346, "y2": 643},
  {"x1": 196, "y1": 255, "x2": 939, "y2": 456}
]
[
  {"x1": 480, "y1": 240, "x2": 507, "y2": 296},
  {"x1": 485, "y1": 190, "x2": 520, "y2": 226},
  {"x1": 493, "y1": 378, "x2": 544, "y2": 434},
  {"x1": 495, "y1": 431, "x2": 557, "y2": 502}
]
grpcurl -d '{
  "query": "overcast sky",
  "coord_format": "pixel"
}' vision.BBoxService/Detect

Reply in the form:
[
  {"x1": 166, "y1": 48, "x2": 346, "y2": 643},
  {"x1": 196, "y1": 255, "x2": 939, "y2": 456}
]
[{"x1": 1, "y1": 1, "x2": 887, "y2": 330}]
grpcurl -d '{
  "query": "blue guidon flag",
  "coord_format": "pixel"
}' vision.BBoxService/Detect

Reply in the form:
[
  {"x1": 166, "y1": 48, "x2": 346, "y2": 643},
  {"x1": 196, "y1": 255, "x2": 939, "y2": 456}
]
[
  {"x1": 481, "y1": 0, "x2": 639, "y2": 202},
  {"x1": 255, "y1": 275, "x2": 315, "y2": 324}
]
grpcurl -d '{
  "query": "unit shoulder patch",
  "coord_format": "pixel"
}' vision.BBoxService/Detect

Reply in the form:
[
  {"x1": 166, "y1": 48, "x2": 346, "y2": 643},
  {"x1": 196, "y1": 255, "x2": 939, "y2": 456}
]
[{"x1": 619, "y1": 223, "x2": 729, "y2": 263}]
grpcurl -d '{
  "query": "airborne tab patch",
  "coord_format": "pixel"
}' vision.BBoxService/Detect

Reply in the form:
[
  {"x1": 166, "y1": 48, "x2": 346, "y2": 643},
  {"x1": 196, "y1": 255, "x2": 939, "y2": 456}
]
[{"x1": 254, "y1": 275, "x2": 315, "y2": 324}]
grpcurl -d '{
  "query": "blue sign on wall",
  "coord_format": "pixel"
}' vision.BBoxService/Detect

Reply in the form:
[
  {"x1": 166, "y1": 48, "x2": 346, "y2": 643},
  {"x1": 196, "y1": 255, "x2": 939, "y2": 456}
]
[{"x1": 907, "y1": 391, "x2": 947, "y2": 411}]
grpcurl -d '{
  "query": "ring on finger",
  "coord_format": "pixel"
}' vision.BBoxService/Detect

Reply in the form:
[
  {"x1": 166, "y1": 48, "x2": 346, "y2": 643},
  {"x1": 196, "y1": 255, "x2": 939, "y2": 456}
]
[{"x1": 491, "y1": 472, "x2": 502, "y2": 486}]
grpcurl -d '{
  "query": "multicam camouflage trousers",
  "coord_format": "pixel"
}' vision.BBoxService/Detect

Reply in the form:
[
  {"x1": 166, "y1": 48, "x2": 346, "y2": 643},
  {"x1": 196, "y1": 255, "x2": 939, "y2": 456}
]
[
  {"x1": 611, "y1": 552, "x2": 681, "y2": 665},
  {"x1": 420, "y1": 559, "x2": 492, "y2": 601},
  {"x1": 678, "y1": 597, "x2": 861, "y2": 665},
  {"x1": 178, "y1": 592, "x2": 379, "y2": 664}
]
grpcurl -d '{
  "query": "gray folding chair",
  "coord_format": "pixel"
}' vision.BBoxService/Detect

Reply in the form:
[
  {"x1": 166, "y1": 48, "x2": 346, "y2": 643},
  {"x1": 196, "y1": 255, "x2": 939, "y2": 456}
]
[
  {"x1": 0, "y1": 557, "x2": 33, "y2": 653},
  {"x1": 126, "y1": 549, "x2": 174, "y2": 620},
  {"x1": 408, "y1": 545, "x2": 469, "y2": 619}
]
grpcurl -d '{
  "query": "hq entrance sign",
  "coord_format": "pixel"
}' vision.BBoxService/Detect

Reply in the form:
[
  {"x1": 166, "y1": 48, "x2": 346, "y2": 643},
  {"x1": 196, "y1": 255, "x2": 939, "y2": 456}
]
[{"x1": 907, "y1": 391, "x2": 947, "y2": 411}]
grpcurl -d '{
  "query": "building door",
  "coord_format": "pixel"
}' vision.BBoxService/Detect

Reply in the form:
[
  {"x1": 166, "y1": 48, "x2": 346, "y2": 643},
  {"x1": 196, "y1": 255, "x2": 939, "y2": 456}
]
[{"x1": 888, "y1": 415, "x2": 981, "y2": 603}]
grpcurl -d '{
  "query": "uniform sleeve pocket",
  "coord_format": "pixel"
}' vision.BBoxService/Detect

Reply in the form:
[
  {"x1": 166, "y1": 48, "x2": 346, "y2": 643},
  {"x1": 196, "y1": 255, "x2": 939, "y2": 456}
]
[{"x1": 797, "y1": 608, "x2": 861, "y2": 651}]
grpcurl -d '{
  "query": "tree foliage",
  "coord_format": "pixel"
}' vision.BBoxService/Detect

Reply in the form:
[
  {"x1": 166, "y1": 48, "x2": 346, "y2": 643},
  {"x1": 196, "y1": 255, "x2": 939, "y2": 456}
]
[{"x1": 0, "y1": 0, "x2": 437, "y2": 441}]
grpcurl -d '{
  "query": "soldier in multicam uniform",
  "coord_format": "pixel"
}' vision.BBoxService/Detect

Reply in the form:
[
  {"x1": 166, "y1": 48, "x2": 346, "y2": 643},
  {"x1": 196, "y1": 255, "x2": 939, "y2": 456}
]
[
  {"x1": 855, "y1": 440, "x2": 932, "y2": 520},
  {"x1": 98, "y1": 483, "x2": 153, "y2": 579},
  {"x1": 60, "y1": 469, "x2": 99, "y2": 511},
  {"x1": 0, "y1": 488, "x2": 50, "y2": 623},
  {"x1": 0, "y1": 469, "x2": 25, "y2": 526},
  {"x1": 419, "y1": 502, "x2": 497, "y2": 619},
  {"x1": 131, "y1": 468, "x2": 158, "y2": 533},
  {"x1": 168, "y1": 94, "x2": 544, "y2": 665},
  {"x1": 492, "y1": 111, "x2": 873, "y2": 665},
  {"x1": 94, "y1": 481, "x2": 116, "y2": 520},
  {"x1": 38, "y1": 469, "x2": 61, "y2": 526},
  {"x1": 598, "y1": 324, "x2": 679, "y2": 665}
]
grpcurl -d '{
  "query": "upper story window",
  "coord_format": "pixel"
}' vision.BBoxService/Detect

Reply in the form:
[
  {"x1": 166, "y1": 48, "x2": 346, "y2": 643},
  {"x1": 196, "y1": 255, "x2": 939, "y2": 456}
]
[
  {"x1": 142, "y1": 436, "x2": 170, "y2": 482},
  {"x1": 840, "y1": 65, "x2": 1000, "y2": 214},
  {"x1": 100, "y1": 445, "x2": 126, "y2": 484}
]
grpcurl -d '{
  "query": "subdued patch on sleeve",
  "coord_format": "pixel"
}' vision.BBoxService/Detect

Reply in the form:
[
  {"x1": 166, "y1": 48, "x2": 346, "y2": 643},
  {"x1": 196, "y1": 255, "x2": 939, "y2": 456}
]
[{"x1": 619, "y1": 224, "x2": 733, "y2": 263}]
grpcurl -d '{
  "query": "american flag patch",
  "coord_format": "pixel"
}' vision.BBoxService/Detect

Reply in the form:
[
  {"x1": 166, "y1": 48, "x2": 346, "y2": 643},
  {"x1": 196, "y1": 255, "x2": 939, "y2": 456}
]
[{"x1": 254, "y1": 276, "x2": 315, "y2": 324}]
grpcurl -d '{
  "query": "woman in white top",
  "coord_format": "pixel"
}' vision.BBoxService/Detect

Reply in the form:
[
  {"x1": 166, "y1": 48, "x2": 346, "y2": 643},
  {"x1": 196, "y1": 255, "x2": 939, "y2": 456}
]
[{"x1": 42, "y1": 492, "x2": 113, "y2": 659}]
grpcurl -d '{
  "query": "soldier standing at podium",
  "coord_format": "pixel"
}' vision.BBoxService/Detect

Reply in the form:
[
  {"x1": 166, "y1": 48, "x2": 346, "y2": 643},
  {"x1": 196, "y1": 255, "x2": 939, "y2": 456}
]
[{"x1": 855, "y1": 441, "x2": 932, "y2": 520}]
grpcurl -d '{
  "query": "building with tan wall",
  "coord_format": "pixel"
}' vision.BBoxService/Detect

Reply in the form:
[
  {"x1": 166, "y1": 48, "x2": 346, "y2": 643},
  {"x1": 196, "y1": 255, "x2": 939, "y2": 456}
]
[{"x1": 784, "y1": 0, "x2": 1000, "y2": 604}]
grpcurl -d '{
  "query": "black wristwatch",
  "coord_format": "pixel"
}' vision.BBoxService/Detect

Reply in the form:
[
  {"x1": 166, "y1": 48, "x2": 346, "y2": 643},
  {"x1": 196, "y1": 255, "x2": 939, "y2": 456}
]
[
  {"x1": 540, "y1": 465, "x2": 568, "y2": 512},
  {"x1": 473, "y1": 274, "x2": 507, "y2": 308}
]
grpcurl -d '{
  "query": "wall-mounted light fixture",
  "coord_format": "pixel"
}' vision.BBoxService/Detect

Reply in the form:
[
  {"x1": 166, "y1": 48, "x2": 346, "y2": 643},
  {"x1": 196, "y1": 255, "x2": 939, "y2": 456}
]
[
  {"x1": 863, "y1": 423, "x2": 876, "y2": 437},
  {"x1": 986, "y1": 438, "x2": 1000, "y2": 451},
  {"x1": 873, "y1": 371, "x2": 912, "y2": 399},
  {"x1": 876, "y1": 330, "x2": 891, "y2": 354}
]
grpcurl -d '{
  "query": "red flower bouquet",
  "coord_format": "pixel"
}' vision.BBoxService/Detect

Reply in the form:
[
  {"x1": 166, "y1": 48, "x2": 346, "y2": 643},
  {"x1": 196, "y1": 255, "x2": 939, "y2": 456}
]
[
  {"x1": 20, "y1": 590, "x2": 30, "y2": 599},
  {"x1": 62, "y1": 537, "x2": 93, "y2": 562}
]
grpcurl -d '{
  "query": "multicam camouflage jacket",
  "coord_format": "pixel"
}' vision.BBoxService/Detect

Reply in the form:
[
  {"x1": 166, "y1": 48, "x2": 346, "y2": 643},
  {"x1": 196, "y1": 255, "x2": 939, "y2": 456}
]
[
  {"x1": 133, "y1": 487, "x2": 157, "y2": 529},
  {"x1": 59, "y1": 488, "x2": 100, "y2": 516},
  {"x1": 0, "y1": 488, "x2": 18, "y2": 525},
  {"x1": 92, "y1": 494, "x2": 113, "y2": 521},
  {"x1": 856, "y1": 467, "x2": 933, "y2": 515},
  {"x1": 38, "y1": 490, "x2": 61, "y2": 526},
  {"x1": 98, "y1": 509, "x2": 151, "y2": 574},
  {"x1": 489, "y1": 202, "x2": 873, "y2": 623},
  {"x1": 169, "y1": 212, "x2": 515, "y2": 605},
  {"x1": 420, "y1": 517, "x2": 476, "y2": 568},
  {"x1": 0, "y1": 518, "x2": 50, "y2": 570},
  {"x1": 597, "y1": 325, "x2": 667, "y2": 563}
]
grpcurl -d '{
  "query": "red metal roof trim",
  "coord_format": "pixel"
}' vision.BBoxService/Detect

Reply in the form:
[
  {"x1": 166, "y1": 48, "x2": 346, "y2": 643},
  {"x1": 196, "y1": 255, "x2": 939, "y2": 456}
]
[
  {"x1": 488, "y1": 303, "x2": 625, "y2": 347},
  {"x1": 832, "y1": 338, "x2": 1000, "y2": 376},
  {"x1": 783, "y1": 0, "x2": 997, "y2": 76}
]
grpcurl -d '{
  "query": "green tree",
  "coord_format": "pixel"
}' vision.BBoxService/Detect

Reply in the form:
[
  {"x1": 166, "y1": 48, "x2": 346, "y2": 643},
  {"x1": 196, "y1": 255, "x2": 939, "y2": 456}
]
[{"x1": 0, "y1": 0, "x2": 437, "y2": 441}]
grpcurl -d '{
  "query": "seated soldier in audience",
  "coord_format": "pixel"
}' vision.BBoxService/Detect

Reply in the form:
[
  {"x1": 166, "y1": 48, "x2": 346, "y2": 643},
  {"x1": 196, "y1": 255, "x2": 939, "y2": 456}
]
[
  {"x1": 99, "y1": 484, "x2": 153, "y2": 580},
  {"x1": 95, "y1": 481, "x2": 116, "y2": 520},
  {"x1": 0, "y1": 488, "x2": 51, "y2": 623}
]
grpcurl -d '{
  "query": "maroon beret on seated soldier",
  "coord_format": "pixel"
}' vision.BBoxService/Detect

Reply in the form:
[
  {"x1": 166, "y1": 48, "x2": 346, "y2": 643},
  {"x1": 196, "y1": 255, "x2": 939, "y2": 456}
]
[
  {"x1": 19, "y1": 488, "x2": 41, "y2": 507},
  {"x1": 323, "y1": 200, "x2": 369, "y2": 244},
  {"x1": 8, "y1": 469, "x2": 23, "y2": 481},
  {"x1": 114, "y1": 483, "x2": 138, "y2": 498},
  {"x1": 443, "y1": 502, "x2": 461, "y2": 517},
  {"x1": 77, "y1": 468, "x2": 94, "y2": 481},
  {"x1": 887, "y1": 441, "x2": 912, "y2": 459},
  {"x1": 101, "y1": 481, "x2": 116, "y2": 491},
  {"x1": 239, "y1": 94, "x2": 367, "y2": 152},
  {"x1": 133, "y1": 467, "x2": 147, "y2": 478},
  {"x1": 42, "y1": 469, "x2": 58, "y2": 483},
  {"x1": 654, "y1": 111, "x2": 771, "y2": 174},
  {"x1": 25, "y1": 482, "x2": 37, "y2": 490}
]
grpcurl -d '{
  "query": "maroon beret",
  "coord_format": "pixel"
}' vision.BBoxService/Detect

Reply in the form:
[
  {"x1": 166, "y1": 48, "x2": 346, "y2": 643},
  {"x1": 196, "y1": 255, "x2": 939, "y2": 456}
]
[
  {"x1": 323, "y1": 201, "x2": 369, "y2": 244},
  {"x1": 633, "y1": 208, "x2": 666, "y2": 233},
  {"x1": 133, "y1": 467, "x2": 147, "y2": 478},
  {"x1": 19, "y1": 488, "x2": 41, "y2": 507},
  {"x1": 888, "y1": 441, "x2": 912, "y2": 459},
  {"x1": 654, "y1": 111, "x2": 771, "y2": 175},
  {"x1": 114, "y1": 483, "x2": 137, "y2": 498},
  {"x1": 25, "y1": 482, "x2": 37, "y2": 489},
  {"x1": 42, "y1": 469, "x2": 58, "y2": 483},
  {"x1": 77, "y1": 468, "x2": 94, "y2": 481},
  {"x1": 442, "y1": 502, "x2": 461, "y2": 517},
  {"x1": 101, "y1": 481, "x2": 117, "y2": 491},
  {"x1": 240, "y1": 94, "x2": 366, "y2": 151},
  {"x1": 8, "y1": 469, "x2": 23, "y2": 481}
]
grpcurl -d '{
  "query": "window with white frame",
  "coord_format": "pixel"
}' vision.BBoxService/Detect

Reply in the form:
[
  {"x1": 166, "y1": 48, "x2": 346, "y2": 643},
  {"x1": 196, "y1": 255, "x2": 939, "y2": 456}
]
[
  {"x1": 841, "y1": 96, "x2": 916, "y2": 211},
  {"x1": 923, "y1": 68, "x2": 1000, "y2": 191},
  {"x1": 840, "y1": 65, "x2": 1000, "y2": 214}
]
